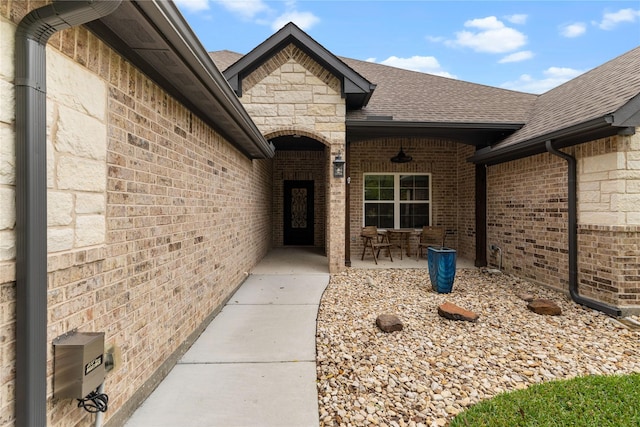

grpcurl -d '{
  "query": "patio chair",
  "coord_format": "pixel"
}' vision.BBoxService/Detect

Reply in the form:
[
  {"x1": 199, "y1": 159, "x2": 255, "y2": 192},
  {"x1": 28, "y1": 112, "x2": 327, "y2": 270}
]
[
  {"x1": 361, "y1": 226, "x2": 393, "y2": 264},
  {"x1": 415, "y1": 226, "x2": 446, "y2": 260}
]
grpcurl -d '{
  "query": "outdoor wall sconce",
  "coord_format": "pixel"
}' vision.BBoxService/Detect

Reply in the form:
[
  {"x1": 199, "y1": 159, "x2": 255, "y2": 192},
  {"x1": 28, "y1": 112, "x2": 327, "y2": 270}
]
[{"x1": 333, "y1": 153, "x2": 346, "y2": 178}]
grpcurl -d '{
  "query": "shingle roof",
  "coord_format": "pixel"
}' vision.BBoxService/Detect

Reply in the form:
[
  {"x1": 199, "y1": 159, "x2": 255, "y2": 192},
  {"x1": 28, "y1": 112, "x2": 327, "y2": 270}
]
[
  {"x1": 210, "y1": 50, "x2": 537, "y2": 125},
  {"x1": 339, "y1": 57, "x2": 537, "y2": 124},
  {"x1": 209, "y1": 50, "x2": 244, "y2": 71},
  {"x1": 498, "y1": 46, "x2": 640, "y2": 147},
  {"x1": 210, "y1": 44, "x2": 640, "y2": 158}
]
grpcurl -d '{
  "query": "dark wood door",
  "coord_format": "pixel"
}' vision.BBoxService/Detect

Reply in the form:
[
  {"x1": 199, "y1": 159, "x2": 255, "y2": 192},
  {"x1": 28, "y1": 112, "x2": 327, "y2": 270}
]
[{"x1": 284, "y1": 180, "x2": 314, "y2": 245}]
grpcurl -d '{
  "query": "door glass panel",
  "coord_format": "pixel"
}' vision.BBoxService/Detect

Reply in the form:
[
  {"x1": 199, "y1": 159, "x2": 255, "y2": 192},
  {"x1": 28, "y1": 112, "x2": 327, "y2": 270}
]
[{"x1": 291, "y1": 188, "x2": 307, "y2": 228}]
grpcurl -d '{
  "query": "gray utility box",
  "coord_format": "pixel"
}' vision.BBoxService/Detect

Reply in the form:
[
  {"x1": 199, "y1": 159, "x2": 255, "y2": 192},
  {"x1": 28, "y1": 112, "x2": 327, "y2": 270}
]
[{"x1": 53, "y1": 332, "x2": 105, "y2": 399}]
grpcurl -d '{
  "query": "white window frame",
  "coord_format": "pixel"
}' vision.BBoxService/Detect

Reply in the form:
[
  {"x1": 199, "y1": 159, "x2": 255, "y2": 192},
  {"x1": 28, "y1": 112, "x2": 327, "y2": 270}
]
[{"x1": 363, "y1": 173, "x2": 432, "y2": 229}]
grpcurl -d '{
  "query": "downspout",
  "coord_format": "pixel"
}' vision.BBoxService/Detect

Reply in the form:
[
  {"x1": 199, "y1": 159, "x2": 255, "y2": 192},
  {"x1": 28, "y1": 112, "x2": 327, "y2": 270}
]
[
  {"x1": 15, "y1": 1, "x2": 121, "y2": 426},
  {"x1": 545, "y1": 141, "x2": 622, "y2": 317}
]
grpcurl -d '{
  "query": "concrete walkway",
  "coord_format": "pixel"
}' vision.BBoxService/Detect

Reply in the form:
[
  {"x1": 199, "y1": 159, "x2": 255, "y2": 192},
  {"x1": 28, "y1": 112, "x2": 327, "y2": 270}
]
[{"x1": 124, "y1": 248, "x2": 329, "y2": 427}]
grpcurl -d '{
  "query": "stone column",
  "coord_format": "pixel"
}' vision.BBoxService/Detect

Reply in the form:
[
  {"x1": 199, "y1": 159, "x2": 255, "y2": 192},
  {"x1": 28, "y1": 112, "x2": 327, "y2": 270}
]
[{"x1": 327, "y1": 143, "x2": 346, "y2": 273}]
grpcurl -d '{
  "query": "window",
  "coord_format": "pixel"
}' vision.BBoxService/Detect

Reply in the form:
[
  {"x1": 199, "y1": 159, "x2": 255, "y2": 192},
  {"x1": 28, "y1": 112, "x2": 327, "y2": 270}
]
[{"x1": 364, "y1": 174, "x2": 431, "y2": 228}]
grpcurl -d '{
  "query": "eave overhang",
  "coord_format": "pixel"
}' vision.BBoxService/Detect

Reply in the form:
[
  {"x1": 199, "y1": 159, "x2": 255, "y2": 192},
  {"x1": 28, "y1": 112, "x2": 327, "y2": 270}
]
[
  {"x1": 86, "y1": 0, "x2": 274, "y2": 159},
  {"x1": 609, "y1": 92, "x2": 640, "y2": 127},
  {"x1": 468, "y1": 116, "x2": 636, "y2": 166},
  {"x1": 347, "y1": 120, "x2": 524, "y2": 146},
  {"x1": 223, "y1": 22, "x2": 376, "y2": 110}
]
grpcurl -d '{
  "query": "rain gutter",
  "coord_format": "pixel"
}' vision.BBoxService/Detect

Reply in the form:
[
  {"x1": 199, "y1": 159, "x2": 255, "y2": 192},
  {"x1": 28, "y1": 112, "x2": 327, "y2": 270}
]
[
  {"x1": 545, "y1": 141, "x2": 622, "y2": 317},
  {"x1": 347, "y1": 120, "x2": 524, "y2": 130},
  {"x1": 15, "y1": 1, "x2": 122, "y2": 426},
  {"x1": 469, "y1": 116, "x2": 616, "y2": 165},
  {"x1": 346, "y1": 120, "x2": 524, "y2": 144}
]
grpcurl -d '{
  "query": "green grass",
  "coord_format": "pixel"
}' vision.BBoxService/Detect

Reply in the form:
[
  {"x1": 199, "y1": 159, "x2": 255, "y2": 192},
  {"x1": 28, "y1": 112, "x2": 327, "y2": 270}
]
[{"x1": 450, "y1": 373, "x2": 640, "y2": 427}]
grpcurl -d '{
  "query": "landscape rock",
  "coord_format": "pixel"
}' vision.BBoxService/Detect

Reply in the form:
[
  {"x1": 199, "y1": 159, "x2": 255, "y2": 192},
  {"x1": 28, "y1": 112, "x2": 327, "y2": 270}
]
[
  {"x1": 527, "y1": 298, "x2": 562, "y2": 315},
  {"x1": 316, "y1": 268, "x2": 639, "y2": 427},
  {"x1": 517, "y1": 292, "x2": 535, "y2": 302},
  {"x1": 376, "y1": 314, "x2": 403, "y2": 332},
  {"x1": 437, "y1": 301, "x2": 479, "y2": 322}
]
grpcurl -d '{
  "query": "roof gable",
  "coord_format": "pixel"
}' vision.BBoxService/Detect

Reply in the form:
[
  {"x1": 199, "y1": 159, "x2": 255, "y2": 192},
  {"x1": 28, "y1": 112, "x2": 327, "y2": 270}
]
[{"x1": 222, "y1": 22, "x2": 376, "y2": 109}]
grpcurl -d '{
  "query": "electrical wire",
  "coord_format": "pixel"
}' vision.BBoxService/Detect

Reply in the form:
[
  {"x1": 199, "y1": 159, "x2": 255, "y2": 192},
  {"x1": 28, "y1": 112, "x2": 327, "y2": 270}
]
[{"x1": 77, "y1": 388, "x2": 109, "y2": 413}]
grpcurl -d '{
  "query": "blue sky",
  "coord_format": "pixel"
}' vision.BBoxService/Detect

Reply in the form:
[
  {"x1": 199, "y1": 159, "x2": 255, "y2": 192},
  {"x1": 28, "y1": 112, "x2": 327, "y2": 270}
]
[{"x1": 174, "y1": 1, "x2": 640, "y2": 94}]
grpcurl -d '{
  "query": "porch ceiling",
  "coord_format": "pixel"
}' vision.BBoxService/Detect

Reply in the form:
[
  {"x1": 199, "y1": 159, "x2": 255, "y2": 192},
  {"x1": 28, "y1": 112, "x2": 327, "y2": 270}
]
[{"x1": 270, "y1": 135, "x2": 325, "y2": 151}]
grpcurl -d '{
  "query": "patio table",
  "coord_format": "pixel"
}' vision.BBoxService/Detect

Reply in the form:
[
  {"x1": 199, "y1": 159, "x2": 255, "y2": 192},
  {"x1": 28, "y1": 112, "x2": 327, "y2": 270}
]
[{"x1": 382, "y1": 229, "x2": 421, "y2": 259}]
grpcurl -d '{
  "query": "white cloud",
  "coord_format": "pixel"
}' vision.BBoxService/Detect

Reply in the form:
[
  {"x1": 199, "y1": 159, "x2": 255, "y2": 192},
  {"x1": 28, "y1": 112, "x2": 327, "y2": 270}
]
[
  {"x1": 214, "y1": 0, "x2": 269, "y2": 20},
  {"x1": 595, "y1": 8, "x2": 640, "y2": 30},
  {"x1": 373, "y1": 56, "x2": 457, "y2": 79},
  {"x1": 174, "y1": 0, "x2": 210, "y2": 13},
  {"x1": 505, "y1": 14, "x2": 527, "y2": 25},
  {"x1": 560, "y1": 22, "x2": 587, "y2": 38},
  {"x1": 501, "y1": 67, "x2": 584, "y2": 94},
  {"x1": 466, "y1": 16, "x2": 505, "y2": 30},
  {"x1": 271, "y1": 10, "x2": 320, "y2": 31},
  {"x1": 447, "y1": 16, "x2": 527, "y2": 53},
  {"x1": 498, "y1": 50, "x2": 534, "y2": 63}
]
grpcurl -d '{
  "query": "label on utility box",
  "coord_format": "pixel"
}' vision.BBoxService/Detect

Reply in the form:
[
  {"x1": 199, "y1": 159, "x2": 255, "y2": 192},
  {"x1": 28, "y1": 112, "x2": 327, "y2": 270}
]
[{"x1": 85, "y1": 354, "x2": 103, "y2": 376}]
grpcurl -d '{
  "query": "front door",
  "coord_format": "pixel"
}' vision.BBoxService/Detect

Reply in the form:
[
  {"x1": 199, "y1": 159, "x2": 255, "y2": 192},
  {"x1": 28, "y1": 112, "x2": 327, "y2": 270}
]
[{"x1": 284, "y1": 180, "x2": 314, "y2": 245}]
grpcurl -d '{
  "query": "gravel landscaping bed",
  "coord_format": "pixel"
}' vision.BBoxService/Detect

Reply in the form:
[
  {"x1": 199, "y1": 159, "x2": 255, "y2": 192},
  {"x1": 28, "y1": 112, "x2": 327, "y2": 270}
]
[{"x1": 316, "y1": 268, "x2": 640, "y2": 427}]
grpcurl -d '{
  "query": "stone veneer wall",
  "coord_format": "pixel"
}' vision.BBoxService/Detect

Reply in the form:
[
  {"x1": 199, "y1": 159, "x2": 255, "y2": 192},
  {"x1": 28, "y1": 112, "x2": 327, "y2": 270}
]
[
  {"x1": 272, "y1": 150, "x2": 326, "y2": 247},
  {"x1": 237, "y1": 43, "x2": 346, "y2": 272},
  {"x1": 0, "y1": 9, "x2": 272, "y2": 427},
  {"x1": 574, "y1": 133, "x2": 640, "y2": 309},
  {"x1": 487, "y1": 134, "x2": 639, "y2": 311},
  {"x1": 349, "y1": 138, "x2": 463, "y2": 260}
]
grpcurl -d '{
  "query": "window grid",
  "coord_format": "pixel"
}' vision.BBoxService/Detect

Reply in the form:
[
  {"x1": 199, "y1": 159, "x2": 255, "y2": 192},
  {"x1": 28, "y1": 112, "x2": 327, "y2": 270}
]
[{"x1": 363, "y1": 173, "x2": 431, "y2": 229}]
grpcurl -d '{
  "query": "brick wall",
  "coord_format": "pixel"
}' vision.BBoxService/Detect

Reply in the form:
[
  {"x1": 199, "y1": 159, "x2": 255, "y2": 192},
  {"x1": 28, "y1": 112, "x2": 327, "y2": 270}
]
[
  {"x1": 1, "y1": 8, "x2": 272, "y2": 426},
  {"x1": 487, "y1": 152, "x2": 569, "y2": 285},
  {"x1": 487, "y1": 135, "x2": 640, "y2": 311},
  {"x1": 457, "y1": 144, "x2": 477, "y2": 261},
  {"x1": 578, "y1": 225, "x2": 640, "y2": 307},
  {"x1": 348, "y1": 138, "x2": 464, "y2": 260},
  {"x1": 102, "y1": 54, "x2": 272, "y2": 424}
]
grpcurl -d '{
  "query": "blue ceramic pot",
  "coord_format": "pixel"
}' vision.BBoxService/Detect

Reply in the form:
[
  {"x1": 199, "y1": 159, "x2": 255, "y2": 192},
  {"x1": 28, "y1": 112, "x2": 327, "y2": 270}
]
[{"x1": 427, "y1": 247, "x2": 457, "y2": 293}]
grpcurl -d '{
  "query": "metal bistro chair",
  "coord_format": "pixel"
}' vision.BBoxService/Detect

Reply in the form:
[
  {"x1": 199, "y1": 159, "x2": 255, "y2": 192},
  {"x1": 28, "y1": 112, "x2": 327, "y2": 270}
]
[
  {"x1": 415, "y1": 226, "x2": 446, "y2": 261},
  {"x1": 361, "y1": 226, "x2": 393, "y2": 264}
]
